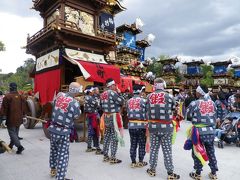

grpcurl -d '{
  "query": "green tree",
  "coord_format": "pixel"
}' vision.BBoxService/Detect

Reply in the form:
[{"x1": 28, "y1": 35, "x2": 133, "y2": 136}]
[
  {"x1": 200, "y1": 64, "x2": 213, "y2": 87},
  {"x1": 0, "y1": 41, "x2": 5, "y2": 51},
  {"x1": 146, "y1": 55, "x2": 171, "y2": 77},
  {"x1": 0, "y1": 58, "x2": 35, "y2": 92}
]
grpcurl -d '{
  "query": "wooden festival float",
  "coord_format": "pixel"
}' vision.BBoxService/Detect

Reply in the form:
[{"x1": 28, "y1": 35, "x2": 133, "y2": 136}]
[
  {"x1": 183, "y1": 60, "x2": 204, "y2": 90},
  {"x1": 110, "y1": 21, "x2": 154, "y2": 93},
  {"x1": 230, "y1": 64, "x2": 240, "y2": 88},
  {"x1": 160, "y1": 57, "x2": 179, "y2": 92},
  {"x1": 210, "y1": 60, "x2": 233, "y2": 92},
  {"x1": 25, "y1": 0, "x2": 126, "y2": 139}
]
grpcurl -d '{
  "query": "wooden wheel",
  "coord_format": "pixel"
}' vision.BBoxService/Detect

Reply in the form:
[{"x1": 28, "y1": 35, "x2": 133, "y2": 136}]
[
  {"x1": 40, "y1": 102, "x2": 53, "y2": 139},
  {"x1": 23, "y1": 97, "x2": 42, "y2": 129}
]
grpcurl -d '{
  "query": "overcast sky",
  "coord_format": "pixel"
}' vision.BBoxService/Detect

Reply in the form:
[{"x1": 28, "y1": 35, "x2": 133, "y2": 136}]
[{"x1": 0, "y1": 0, "x2": 240, "y2": 73}]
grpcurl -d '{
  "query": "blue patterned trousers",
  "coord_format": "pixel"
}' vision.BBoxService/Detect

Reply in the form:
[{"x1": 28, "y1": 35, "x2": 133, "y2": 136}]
[
  {"x1": 192, "y1": 134, "x2": 218, "y2": 174},
  {"x1": 49, "y1": 133, "x2": 70, "y2": 180},
  {"x1": 129, "y1": 128, "x2": 146, "y2": 163},
  {"x1": 149, "y1": 132, "x2": 174, "y2": 173},
  {"x1": 103, "y1": 127, "x2": 118, "y2": 158}
]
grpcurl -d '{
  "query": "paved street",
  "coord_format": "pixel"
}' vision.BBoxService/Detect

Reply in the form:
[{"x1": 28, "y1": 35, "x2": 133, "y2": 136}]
[{"x1": 0, "y1": 121, "x2": 239, "y2": 180}]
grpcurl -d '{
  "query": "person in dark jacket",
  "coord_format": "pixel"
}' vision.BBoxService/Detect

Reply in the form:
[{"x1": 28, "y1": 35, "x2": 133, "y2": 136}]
[{"x1": 0, "y1": 83, "x2": 28, "y2": 154}]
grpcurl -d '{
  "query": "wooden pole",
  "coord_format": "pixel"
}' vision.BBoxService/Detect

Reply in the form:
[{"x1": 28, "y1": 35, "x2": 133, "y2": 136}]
[
  {"x1": 26, "y1": 116, "x2": 48, "y2": 123},
  {"x1": 79, "y1": 113, "x2": 87, "y2": 142}
]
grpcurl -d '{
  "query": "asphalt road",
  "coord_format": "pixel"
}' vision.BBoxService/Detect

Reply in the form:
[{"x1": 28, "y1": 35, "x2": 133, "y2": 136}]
[{"x1": 0, "y1": 121, "x2": 239, "y2": 180}]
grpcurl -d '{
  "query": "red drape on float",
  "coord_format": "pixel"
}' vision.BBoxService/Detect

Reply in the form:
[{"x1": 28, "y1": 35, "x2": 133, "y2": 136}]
[
  {"x1": 34, "y1": 69, "x2": 61, "y2": 104},
  {"x1": 76, "y1": 60, "x2": 120, "y2": 84},
  {"x1": 118, "y1": 76, "x2": 133, "y2": 93}
]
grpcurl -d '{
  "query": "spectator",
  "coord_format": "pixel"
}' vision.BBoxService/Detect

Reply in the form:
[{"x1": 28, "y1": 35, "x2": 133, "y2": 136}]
[{"x1": 0, "y1": 83, "x2": 28, "y2": 154}]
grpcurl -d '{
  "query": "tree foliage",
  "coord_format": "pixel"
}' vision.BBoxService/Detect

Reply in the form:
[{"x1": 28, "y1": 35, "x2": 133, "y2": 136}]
[
  {"x1": 0, "y1": 58, "x2": 35, "y2": 92},
  {"x1": 0, "y1": 41, "x2": 5, "y2": 51},
  {"x1": 146, "y1": 55, "x2": 171, "y2": 77},
  {"x1": 200, "y1": 64, "x2": 213, "y2": 87}
]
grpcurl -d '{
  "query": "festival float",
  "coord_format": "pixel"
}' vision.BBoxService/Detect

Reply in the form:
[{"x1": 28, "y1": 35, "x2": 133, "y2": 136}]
[
  {"x1": 160, "y1": 57, "x2": 179, "y2": 91},
  {"x1": 25, "y1": 0, "x2": 154, "y2": 138},
  {"x1": 112, "y1": 20, "x2": 155, "y2": 93},
  {"x1": 230, "y1": 64, "x2": 240, "y2": 88},
  {"x1": 183, "y1": 60, "x2": 204, "y2": 90},
  {"x1": 210, "y1": 60, "x2": 233, "y2": 92},
  {"x1": 25, "y1": 0, "x2": 125, "y2": 139}
]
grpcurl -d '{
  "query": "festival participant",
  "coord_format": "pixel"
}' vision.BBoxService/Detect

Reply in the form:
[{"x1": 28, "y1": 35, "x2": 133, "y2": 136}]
[
  {"x1": 215, "y1": 91, "x2": 228, "y2": 129},
  {"x1": 126, "y1": 84, "x2": 147, "y2": 168},
  {"x1": 186, "y1": 84, "x2": 218, "y2": 180},
  {"x1": 232, "y1": 93, "x2": 240, "y2": 111},
  {"x1": 48, "y1": 82, "x2": 82, "y2": 180},
  {"x1": 100, "y1": 78, "x2": 124, "y2": 164},
  {"x1": 93, "y1": 86, "x2": 104, "y2": 144},
  {"x1": 0, "y1": 83, "x2": 28, "y2": 154},
  {"x1": 175, "y1": 89, "x2": 187, "y2": 117},
  {"x1": 84, "y1": 85, "x2": 102, "y2": 154},
  {"x1": 146, "y1": 78, "x2": 180, "y2": 179}
]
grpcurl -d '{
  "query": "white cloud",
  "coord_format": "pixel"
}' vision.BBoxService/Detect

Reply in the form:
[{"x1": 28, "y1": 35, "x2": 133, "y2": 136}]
[{"x1": 0, "y1": 12, "x2": 42, "y2": 73}]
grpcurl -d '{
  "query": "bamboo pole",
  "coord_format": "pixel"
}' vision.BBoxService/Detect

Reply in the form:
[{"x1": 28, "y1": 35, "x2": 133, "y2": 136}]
[{"x1": 26, "y1": 116, "x2": 48, "y2": 123}]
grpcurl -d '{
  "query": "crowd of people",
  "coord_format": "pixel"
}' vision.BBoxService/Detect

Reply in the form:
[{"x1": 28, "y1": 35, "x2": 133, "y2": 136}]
[
  {"x1": 1, "y1": 79, "x2": 240, "y2": 180},
  {"x1": 48, "y1": 77, "x2": 235, "y2": 180}
]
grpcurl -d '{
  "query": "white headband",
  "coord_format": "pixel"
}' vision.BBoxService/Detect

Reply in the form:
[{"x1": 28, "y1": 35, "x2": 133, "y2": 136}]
[
  {"x1": 84, "y1": 87, "x2": 95, "y2": 93},
  {"x1": 196, "y1": 85, "x2": 210, "y2": 99},
  {"x1": 69, "y1": 85, "x2": 83, "y2": 94},
  {"x1": 107, "y1": 80, "x2": 115, "y2": 87},
  {"x1": 196, "y1": 86, "x2": 206, "y2": 96},
  {"x1": 154, "y1": 81, "x2": 166, "y2": 90},
  {"x1": 133, "y1": 86, "x2": 145, "y2": 94}
]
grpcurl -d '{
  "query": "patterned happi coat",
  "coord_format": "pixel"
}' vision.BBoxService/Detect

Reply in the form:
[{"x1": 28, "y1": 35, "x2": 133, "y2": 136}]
[
  {"x1": 100, "y1": 90, "x2": 124, "y2": 113},
  {"x1": 100, "y1": 89, "x2": 124, "y2": 127},
  {"x1": 126, "y1": 95, "x2": 147, "y2": 129},
  {"x1": 48, "y1": 92, "x2": 81, "y2": 135},
  {"x1": 84, "y1": 95, "x2": 99, "y2": 113},
  {"x1": 146, "y1": 89, "x2": 176, "y2": 133},
  {"x1": 186, "y1": 96, "x2": 217, "y2": 135}
]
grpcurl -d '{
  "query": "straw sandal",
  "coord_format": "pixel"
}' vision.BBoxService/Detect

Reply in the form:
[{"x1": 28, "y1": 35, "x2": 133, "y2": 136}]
[
  {"x1": 189, "y1": 172, "x2": 202, "y2": 180},
  {"x1": 50, "y1": 169, "x2": 57, "y2": 177},
  {"x1": 167, "y1": 172, "x2": 180, "y2": 180},
  {"x1": 137, "y1": 161, "x2": 148, "y2": 168},
  {"x1": 147, "y1": 168, "x2": 156, "y2": 177},
  {"x1": 208, "y1": 172, "x2": 218, "y2": 180},
  {"x1": 109, "y1": 158, "x2": 122, "y2": 164},
  {"x1": 130, "y1": 162, "x2": 138, "y2": 168}
]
